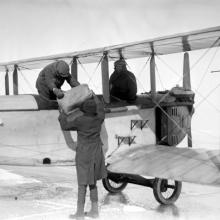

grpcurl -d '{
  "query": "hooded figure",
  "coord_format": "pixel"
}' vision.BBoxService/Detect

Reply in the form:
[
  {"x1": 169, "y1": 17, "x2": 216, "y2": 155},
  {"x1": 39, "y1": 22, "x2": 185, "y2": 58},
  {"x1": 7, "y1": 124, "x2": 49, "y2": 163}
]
[
  {"x1": 36, "y1": 60, "x2": 79, "y2": 100},
  {"x1": 109, "y1": 59, "x2": 137, "y2": 102},
  {"x1": 58, "y1": 95, "x2": 107, "y2": 220}
]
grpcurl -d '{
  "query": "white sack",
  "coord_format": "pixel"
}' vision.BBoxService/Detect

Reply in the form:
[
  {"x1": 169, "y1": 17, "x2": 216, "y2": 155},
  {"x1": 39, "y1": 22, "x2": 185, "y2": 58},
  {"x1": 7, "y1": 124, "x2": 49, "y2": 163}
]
[{"x1": 58, "y1": 84, "x2": 93, "y2": 114}]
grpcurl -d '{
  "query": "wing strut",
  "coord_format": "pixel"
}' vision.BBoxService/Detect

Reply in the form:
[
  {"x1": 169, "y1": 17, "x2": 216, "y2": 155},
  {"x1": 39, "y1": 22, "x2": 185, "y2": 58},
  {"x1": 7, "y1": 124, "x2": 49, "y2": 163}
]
[
  {"x1": 5, "y1": 68, "x2": 9, "y2": 95},
  {"x1": 71, "y1": 57, "x2": 78, "y2": 81},
  {"x1": 13, "y1": 65, "x2": 18, "y2": 95},
  {"x1": 101, "y1": 52, "x2": 110, "y2": 103},
  {"x1": 183, "y1": 52, "x2": 192, "y2": 147},
  {"x1": 150, "y1": 54, "x2": 156, "y2": 100}
]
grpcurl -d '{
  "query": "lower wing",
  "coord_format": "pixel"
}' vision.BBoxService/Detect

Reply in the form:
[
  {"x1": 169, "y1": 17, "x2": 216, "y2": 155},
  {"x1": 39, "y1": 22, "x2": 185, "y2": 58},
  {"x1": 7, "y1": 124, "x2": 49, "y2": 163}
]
[{"x1": 107, "y1": 144, "x2": 220, "y2": 186}]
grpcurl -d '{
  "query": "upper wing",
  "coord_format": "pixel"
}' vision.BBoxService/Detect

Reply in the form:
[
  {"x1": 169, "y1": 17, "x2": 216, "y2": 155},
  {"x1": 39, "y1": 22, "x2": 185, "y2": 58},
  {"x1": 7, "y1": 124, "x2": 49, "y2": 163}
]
[
  {"x1": 0, "y1": 26, "x2": 220, "y2": 71},
  {"x1": 107, "y1": 144, "x2": 220, "y2": 186}
]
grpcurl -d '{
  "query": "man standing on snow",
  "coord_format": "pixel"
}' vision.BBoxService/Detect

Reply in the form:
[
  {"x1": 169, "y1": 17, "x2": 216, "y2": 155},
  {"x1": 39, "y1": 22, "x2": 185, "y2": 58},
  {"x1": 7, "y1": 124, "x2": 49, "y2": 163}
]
[{"x1": 58, "y1": 94, "x2": 107, "y2": 219}]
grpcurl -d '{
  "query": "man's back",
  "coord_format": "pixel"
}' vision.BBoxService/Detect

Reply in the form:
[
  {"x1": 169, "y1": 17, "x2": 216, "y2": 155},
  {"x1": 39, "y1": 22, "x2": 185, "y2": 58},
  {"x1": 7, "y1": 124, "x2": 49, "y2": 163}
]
[
  {"x1": 58, "y1": 95, "x2": 105, "y2": 144},
  {"x1": 110, "y1": 70, "x2": 137, "y2": 101},
  {"x1": 36, "y1": 61, "x2": 66, "y2": 90},
  {"x1": 36, "y1": 61, "x2": 79, "y2": 100},
  {"x1": 73, "y1": 113, "x2": 104, "y2": 145}
]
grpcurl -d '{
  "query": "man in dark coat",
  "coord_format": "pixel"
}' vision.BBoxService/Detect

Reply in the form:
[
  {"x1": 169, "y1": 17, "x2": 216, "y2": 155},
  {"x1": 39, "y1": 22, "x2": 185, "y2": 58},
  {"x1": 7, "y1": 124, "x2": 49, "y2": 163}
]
[
  {"x1": 109, "y1": 59, "x2": 137, "y2": 102},
  {"x1": 58, "y1": 94, "x2": 107, "y2": 220},
  {"x1": 36, "y1": 60, "x2": 79, "y2": 100}
]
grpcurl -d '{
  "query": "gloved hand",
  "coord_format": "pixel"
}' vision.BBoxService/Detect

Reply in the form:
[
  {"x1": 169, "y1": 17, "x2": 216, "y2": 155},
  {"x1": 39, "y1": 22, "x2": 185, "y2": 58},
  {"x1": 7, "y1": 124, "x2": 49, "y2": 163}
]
[{"x1": 53, "y1": 88, "x2": 64, "y2": 99}]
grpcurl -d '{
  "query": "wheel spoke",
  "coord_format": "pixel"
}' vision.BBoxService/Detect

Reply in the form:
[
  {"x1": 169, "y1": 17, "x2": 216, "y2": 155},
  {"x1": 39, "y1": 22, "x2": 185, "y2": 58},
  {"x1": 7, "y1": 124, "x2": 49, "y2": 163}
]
[
  {"x1": 153, "y1": 178, "x2": 182, "y2": 205},
  {"x1": 166, "y1": 184, "x2": 175, "y2": 189},
  {"x1": 161, "y1": 187, "x2": 174, "y2": 197}
]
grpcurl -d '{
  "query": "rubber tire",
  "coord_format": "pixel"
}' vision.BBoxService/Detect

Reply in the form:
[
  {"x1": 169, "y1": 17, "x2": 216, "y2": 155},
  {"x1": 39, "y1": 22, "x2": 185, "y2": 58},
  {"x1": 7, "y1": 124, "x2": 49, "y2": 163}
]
[
  {"x1": 102, "y1": 176, "x2": 128, "y2": 193},
  {"x1": 153, "y1": 178, "x2": 182, "y2": 205}
]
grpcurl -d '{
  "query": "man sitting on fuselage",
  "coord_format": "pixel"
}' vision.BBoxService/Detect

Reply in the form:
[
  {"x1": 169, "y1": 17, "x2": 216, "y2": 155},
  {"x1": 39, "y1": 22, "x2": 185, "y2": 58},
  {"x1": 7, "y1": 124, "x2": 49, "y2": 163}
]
[{"x1": 109, "y1": 59, "x2": 137, "y2": 102}]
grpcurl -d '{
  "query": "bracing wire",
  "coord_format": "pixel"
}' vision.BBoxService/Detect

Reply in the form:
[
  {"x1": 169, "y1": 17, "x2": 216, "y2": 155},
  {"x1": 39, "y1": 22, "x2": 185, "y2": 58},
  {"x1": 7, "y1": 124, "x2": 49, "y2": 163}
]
[
  {"x1": 156, "y1": 54, "x2": 219, "y2": 144},
  {"x1": 17, "y1": 67, "x2": 36, "y2": 94},
  {"x1": 87, "y1": 55, "x2": 104, "y2": 84},
  {"x1": 191, "y1": 37, "x2": 220, "y2": 70},
  {"x1": 195, "y1": 83, "x2": 220, "y2": 111},
  {"x1": 136, "y1": 56, "x2": 151, "y2": 91},
  {"x1": 155, "y1": 42, "x2": 220, "y2": 145},
  {"x1": 156, "y1": 55, "x2": 181, "y2": 78},
  {"x1": 193, "y1": 43, "x2": 220, "y2": 92},
  {"x1": 0, "y1": 57, "x2": 108, "y2": 165},
  {"x1": 123, "y1": 56, "x2": 194, "y2": 146},
  {"x1": 155, "y1": 62, "x2": 165, "y2": 90},
  {"x1": 130, "y1": 56, "x2": 151, "y2": 92},
  {"x1": 156, "y1": 49, "x2": 219, "y2": 113},
  {"x1": 2, "y1": 40, "x2": 220, "y2": 165},
  {"x1": 77, "y1": 55, "x2": 104, "y2": 91}
]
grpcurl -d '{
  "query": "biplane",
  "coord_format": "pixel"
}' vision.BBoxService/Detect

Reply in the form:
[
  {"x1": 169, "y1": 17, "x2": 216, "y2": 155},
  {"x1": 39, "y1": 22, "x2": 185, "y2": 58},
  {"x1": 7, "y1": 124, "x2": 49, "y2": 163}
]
[{"x1": 0, "y1": 26, "x2": 220, "y2": 205}]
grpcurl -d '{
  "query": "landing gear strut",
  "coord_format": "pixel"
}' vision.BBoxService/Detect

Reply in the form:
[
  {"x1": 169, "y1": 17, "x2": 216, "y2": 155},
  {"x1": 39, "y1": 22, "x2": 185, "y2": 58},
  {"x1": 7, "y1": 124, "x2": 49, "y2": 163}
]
[
  {"x1": 102, "y1": 171, "x2": 182, "y2": 205},
  {"x1": 102, "y1": 177, "x2": 128, "y2": 193},
  {"x1": 102, "y1": 172, "x2": 128, "y2": 193}
]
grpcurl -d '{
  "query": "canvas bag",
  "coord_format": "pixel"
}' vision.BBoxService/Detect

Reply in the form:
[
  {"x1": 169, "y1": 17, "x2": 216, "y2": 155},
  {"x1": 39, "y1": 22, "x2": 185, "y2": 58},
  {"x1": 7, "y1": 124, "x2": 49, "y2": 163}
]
[{"x1": 58, "y1": 84, "x2": 93, "y2": 114}]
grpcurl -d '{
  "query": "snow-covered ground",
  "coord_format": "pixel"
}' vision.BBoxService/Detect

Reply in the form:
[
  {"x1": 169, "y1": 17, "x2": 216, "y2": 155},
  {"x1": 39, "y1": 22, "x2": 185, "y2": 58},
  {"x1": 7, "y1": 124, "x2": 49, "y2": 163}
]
[{"x1": 0, "y1": 165, "x2": 219, "y2": 220}]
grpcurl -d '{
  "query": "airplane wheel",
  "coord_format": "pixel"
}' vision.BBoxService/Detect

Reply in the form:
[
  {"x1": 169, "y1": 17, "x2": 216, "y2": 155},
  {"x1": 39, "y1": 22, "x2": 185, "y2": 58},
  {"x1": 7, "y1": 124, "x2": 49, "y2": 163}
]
[
  {"x1": 153, "y1": 178, "x2": 182, "y2": 205},
  {"x1": 102, "y1": 177, "x2": 128, "y2": 193}
]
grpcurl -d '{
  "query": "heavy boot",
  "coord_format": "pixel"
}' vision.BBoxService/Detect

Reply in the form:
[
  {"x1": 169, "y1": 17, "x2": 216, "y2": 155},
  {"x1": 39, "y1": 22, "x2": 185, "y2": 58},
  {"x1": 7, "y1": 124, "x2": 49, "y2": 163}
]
[
  {"x1": 85, "y1": 184, "x2": 99, "y2": 218},
  {"x1": 86, "y1": 202, "x2": 99, "y2": 218},
  {"x1": 69, "y1": 202, "x2": 85, "y2": 220},
  {"x1": 70, "y1": 185, "x2": 86, "y2": 220}
]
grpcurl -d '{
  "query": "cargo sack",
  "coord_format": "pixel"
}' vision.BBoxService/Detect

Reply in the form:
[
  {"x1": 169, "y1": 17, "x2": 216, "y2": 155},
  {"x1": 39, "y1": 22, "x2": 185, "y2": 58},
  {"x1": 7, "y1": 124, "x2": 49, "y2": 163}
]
[{"x1": 58, "y1": 84, "x2": 93, "y2": 114}]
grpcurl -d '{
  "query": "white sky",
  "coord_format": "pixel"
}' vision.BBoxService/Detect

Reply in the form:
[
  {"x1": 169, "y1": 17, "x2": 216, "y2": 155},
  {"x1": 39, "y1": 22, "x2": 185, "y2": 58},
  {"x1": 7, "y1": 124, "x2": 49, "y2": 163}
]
[
  {"x1": 0, "y1": 0, "x2": 220, "y2": 61},
  {"x1": 0, "y1": 0, "x2": 220, "y2": 148}
]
